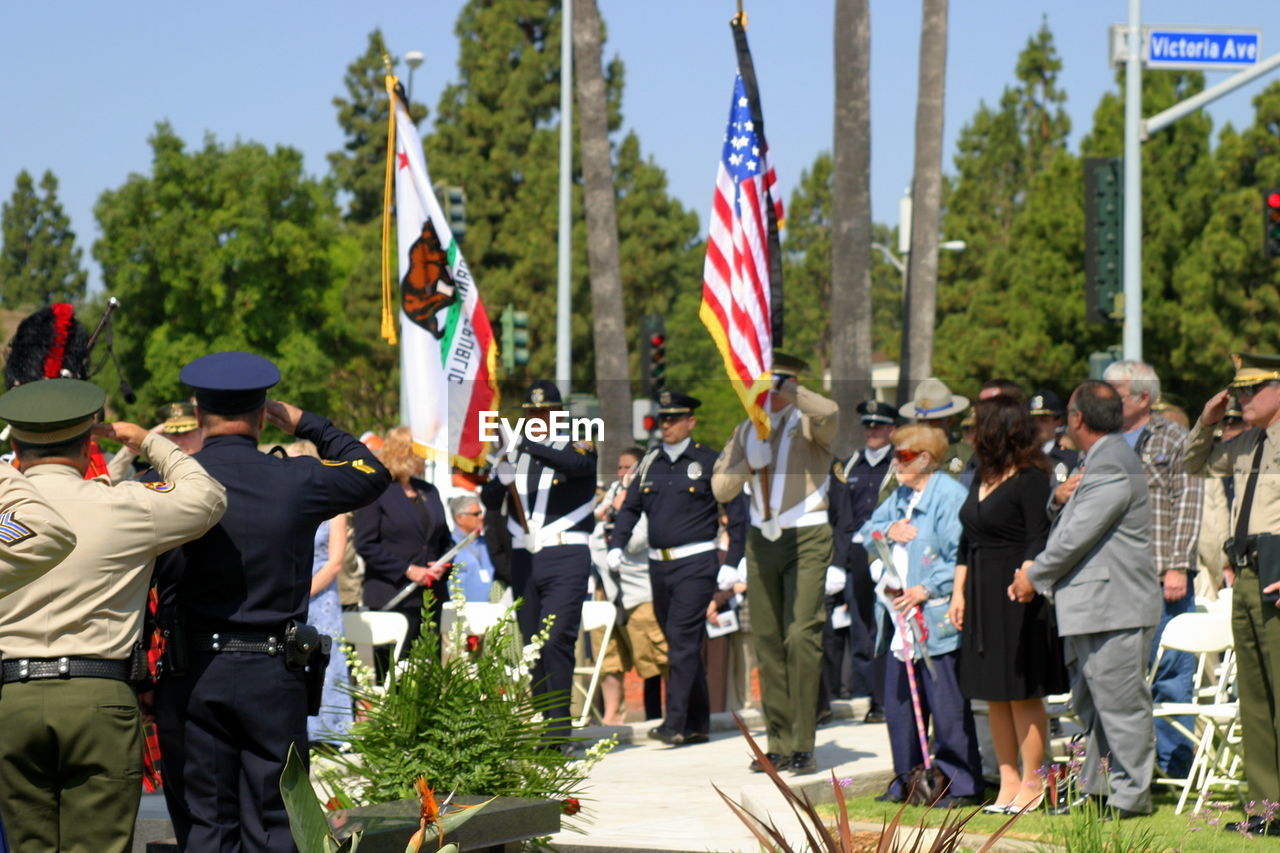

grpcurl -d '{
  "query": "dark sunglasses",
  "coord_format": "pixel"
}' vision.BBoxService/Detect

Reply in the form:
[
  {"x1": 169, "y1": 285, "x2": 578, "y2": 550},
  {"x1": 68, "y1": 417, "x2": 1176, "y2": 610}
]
[
  {"x1": 657, "y1": 414, "x2": 688, "y2": 424},
  {"x1": 1235, "y1": 382, "x2": 1274, "y2": 398}
]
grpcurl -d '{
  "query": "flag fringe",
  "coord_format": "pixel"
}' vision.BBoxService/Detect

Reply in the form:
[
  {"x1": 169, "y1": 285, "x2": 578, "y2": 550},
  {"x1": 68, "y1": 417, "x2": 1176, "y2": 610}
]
[
  {"x1": 380, "y1": 74, "x2": 400, "y2": 346},
  {"x1": 699, "y1": 300, "x2": 771, "y2": 439}
]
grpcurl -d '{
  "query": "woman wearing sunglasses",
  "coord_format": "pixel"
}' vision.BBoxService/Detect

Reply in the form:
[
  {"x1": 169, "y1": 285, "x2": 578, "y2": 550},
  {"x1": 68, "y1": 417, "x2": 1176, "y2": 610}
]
[{"x1": 858, "y1": 424, "x2": 982, "y2": 806}]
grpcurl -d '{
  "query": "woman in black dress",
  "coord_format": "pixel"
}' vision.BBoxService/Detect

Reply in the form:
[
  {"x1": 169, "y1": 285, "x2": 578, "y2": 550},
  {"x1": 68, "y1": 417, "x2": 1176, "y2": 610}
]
[
  {"x1": 949, "y1": 395, "x2": 1068, "y2": 813},
  {"x1": 354, "y1": 427, "x2": 452, "y2": 656}
]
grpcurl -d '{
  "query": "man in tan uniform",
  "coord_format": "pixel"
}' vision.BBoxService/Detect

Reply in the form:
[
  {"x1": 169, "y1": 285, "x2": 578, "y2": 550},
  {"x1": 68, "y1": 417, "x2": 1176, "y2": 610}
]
[
  {"x1": 0, "y1": 379, "x2": 227, "y2": 852},
  {"x1": 713, "y1": 352, "x2": 839, "y2": 774},
  {"x1": 1184, "y1": 353, "x2": 1280, "y2": 837}
]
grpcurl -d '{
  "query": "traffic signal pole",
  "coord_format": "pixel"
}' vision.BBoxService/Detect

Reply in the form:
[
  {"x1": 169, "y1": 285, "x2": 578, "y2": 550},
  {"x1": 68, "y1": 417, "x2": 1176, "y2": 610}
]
[{"x1": 1122, "y1": 0, "x2": 1143, "y2": 361}]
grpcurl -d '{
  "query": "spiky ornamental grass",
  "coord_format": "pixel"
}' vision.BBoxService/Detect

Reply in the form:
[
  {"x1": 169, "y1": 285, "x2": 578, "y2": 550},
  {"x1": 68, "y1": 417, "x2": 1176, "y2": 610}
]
[{"x1": 319, "y1": 586, "x2": 614, "y2": 826}]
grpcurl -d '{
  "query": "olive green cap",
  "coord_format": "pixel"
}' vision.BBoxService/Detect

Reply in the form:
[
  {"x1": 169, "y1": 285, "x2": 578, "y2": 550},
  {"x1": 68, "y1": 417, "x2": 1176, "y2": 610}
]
[
  {"x1": 771, "y1": 351, "x2": 810, "y2": 377},
  {"x1": 0, "y1": 378, "x2": 105, "y2": 445},
  {"x1": 1230, "y1": 352, "x2": 1280, "y2": 387}
]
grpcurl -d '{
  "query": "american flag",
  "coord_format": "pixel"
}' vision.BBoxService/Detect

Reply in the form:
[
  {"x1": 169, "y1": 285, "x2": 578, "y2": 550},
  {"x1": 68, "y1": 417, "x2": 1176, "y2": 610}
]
[{"x1": 700, "y1": 64, "x2": 784, "y2": 438}]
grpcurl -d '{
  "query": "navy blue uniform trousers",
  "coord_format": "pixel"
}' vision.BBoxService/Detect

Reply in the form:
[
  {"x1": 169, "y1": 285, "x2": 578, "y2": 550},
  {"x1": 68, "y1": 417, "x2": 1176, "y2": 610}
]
[
  {"x1": 157, "y1": 652, "x2": 308, "y2": 853},
  {"x1": 650, "y1": 551, "x2": 718, "y2": 736},
  {"x1": 511, "y1": 544, "x2": 590, "y2": 736},
  {"x1": 884, "y1": 650, "x2": 982, "y2": 798}
]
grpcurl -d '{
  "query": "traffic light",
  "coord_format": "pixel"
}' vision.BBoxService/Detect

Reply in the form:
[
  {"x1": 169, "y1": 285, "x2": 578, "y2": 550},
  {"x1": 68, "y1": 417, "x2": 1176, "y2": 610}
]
[
  {"x1": 499, "y1": 304, "x2": 529, "y2": 373},
  {"x1": 438, "y1": 185, "x2": 467, "y2": 243},
  {"x1": 1265, "y1": 189, "x2": 1280, "y2": 258},
  {"x1": 1084, "y1": 157, "x2": 1124, "y2": 324},
  {"x1": 640, "y1": 315, "x2": 666, "y2": 395}
]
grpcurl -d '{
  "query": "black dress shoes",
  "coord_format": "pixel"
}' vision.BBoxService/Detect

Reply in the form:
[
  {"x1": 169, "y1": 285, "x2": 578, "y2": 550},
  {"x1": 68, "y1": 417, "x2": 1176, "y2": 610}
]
[
  {"x1": 1225, "y1": 816, "x2": 1280, "y2": 836},
  {"x1": 748, "y1": 752, "x2": 791, "y2": 772},
  {"x1": 681, "y1": 731, "x2": 709, "y2": 745},
  {"x1": 863, "y1": 705, "x2": 886, "y2": 724},
  {"x1": 648, "y1": 726, "x2": 689, "y2": 745},
  {"x1": 1048, "y1": 794, "x2": 1100, "y2": 816},
  {"x1": 789, "y1": 751, "x2": 817, "y2": 774}
]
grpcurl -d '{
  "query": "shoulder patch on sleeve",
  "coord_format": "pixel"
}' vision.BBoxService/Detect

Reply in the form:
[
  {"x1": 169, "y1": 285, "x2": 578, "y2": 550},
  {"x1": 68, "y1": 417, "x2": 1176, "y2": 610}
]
[
  {"x1": 0, "y1": 512, "x2": 35, "y2": 545},
  {"x1": 573, "y1": 441, "x2": 594, "y2": 455},
  {"x1": 321, "y1": 459, "x2": 350, "y2": 467},
  {"x1": 323, "y1": 458, "x2": 378, "y2": 474},
  {"x1": 832, "y1": 461, "x2": 847, "y2": 483},
  {"x1": 144, "y1": 481, "x2": 176, "y2": 493}
]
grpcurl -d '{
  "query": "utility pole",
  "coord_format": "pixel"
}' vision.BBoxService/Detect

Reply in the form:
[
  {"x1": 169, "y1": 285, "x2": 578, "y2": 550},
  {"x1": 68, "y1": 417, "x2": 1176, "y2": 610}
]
[
  {"x1": 556, "y1": 0, "x2": 574, "y2": 398},
  {"x1": 1122, "y1": 0, "x2": 1143, "y2": 360}
]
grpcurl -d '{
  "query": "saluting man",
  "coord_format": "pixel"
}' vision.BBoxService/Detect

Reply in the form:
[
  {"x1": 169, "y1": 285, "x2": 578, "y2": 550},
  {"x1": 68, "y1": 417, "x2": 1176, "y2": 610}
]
[
  {"x1": 0, "y1": 379, "x2": 226, "y2": 852},
  {"x1": 608, "y1": 390, "x2": 745, "y2": 745},
  {"x1": 155, "y1": 352, "x2": 390, "y2": 853},
  {"x1": 481, "y1": 380, "x2": 597, "y2": 739},
  {"x1": 713, "y1": 352, "x2": 840, "y2": 775},
  {"x1": 1185, "y1": 352, "x2": 1280, "y2": 837}
]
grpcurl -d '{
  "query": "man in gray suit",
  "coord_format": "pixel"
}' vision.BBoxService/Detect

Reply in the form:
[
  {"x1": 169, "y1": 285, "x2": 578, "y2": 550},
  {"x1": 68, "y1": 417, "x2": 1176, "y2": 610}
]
[{"x1": 1012, "y1": 380, "x2": 1160, "y2": 817}]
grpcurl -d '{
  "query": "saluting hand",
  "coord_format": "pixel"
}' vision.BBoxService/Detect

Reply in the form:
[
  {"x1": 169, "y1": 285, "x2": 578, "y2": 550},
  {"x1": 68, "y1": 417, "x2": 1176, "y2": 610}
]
[
  {"x1": 264, "y1": 400, "x2": 304, "y2": 435},
  {"x1": 1198, "y1": 389, "x2": 1232, "y2": 427},
  {"x1": 94, "y1": 421, "x2": 149, "y2": 453}
]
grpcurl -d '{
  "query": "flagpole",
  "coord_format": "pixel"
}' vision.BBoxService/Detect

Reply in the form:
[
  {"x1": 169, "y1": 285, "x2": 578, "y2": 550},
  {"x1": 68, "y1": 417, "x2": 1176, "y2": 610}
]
[{"x1": 556, "y1": 0, "x2": 574, "y2": 399}]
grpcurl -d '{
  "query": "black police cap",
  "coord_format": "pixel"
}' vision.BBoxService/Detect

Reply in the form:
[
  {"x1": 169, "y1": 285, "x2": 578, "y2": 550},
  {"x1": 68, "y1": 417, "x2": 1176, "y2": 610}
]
[
  {"x1": 1028, "y1": 389, "x2": 1064, "y2": 417},
  {"x1": 180, "y1": 352, "x2": 281, "y2": 415},
  {"x1": 856, "y1": 399, "x2": 897, "y2": 425},
  {"x1": 655, "y1": 389, "x2": 701, "y2": 415},
  {"x1": 522, "y1": 379, "x2": 563, "y2": 409}
]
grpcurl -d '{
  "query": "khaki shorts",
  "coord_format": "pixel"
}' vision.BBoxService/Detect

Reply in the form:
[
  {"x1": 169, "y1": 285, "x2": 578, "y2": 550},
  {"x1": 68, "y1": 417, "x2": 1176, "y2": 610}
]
[{"x1": 596, "y1": 601, "x2": 668, "y2": 679}]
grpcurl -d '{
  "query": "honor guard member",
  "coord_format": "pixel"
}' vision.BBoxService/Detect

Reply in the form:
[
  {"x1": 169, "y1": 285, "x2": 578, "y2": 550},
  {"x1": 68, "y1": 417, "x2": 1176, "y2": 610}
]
[
  {"x1": 902, "y1": 378, "x2": 972, "y2": 478},
  {"x1": 607, "y1": 391, "x2": 746, "y2": 745},
  {"x1": 481, "y1": 380, "x2": 597, "y2": 739},
  {"x1": 0, "y1": 379, "x2": 226, "y2": 852},
  {"x1": 155, "y1": 352, "x2": 389, "y2": 853},
  {"x1": 826, "y1": 399, "x2": 897, "y2": 722},
  {"x1": 107, "y1": 400, "x2": 204, "y2": 482},
  {"x1": 1185, "y1": 353, "x2": 1280, "y2": 836},
  {"x1": 1028, "y1": 390, "x2": 1080, "y2": 483},
  {"x1": 713, "y1": 352, "x2": 839, "y2": 775}
]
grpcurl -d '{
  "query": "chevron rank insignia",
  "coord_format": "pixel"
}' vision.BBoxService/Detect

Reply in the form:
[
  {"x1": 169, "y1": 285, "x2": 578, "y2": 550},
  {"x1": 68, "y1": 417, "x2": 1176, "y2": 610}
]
[{"x1": 0, "y1": 512, "x2": 35, "y2": 545}]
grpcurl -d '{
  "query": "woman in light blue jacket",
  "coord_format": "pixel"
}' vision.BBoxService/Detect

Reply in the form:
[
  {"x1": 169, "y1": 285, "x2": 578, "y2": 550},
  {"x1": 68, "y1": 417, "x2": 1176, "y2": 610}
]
[{"x1": 858, "y1": 424, "x2": 982, "y2": 805}]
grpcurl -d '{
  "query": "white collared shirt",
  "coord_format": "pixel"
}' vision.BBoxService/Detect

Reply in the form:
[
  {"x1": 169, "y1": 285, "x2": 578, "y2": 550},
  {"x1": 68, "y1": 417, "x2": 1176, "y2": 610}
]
[
  {"x1": 663, "y1": 437, "x2": 691, "y2": 463},
  {"x1": 863, "y1": 444, "x2": 891, "y2": 468}
]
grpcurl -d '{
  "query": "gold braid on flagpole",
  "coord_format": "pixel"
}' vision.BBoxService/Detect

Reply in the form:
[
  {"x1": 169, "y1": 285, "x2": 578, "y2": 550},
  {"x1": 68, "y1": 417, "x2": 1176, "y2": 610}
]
[{"x1": 380, "y1": 69, "x2": 399, "y2": 345}]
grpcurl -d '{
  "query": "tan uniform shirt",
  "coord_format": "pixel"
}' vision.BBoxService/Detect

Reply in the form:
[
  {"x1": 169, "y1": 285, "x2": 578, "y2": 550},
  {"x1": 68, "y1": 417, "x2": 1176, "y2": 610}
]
[
  {"x1": 0, "y1": 463, "x2": 77, "y2": 599},
  {"x1": 1184, "y1": 418, "x2": 1280, "y2": 540},
  {"x1": 712, "y1": 386, "x2": 840, "y2": 527},
  {"x1": 0, "y1": 434, "x2": 227, "y2": 660}
]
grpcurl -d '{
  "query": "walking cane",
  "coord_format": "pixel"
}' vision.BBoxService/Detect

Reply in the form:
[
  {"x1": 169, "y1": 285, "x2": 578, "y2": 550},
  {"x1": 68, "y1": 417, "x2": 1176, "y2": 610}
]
[{"x1": 895, "y1": 606, "x2": 933, "y2": 774}]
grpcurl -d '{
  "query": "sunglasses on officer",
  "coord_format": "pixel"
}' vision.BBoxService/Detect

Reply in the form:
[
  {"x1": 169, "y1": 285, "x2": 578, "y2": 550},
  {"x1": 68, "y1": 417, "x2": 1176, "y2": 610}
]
[{"x1": 1236, "y1": 381, "x2": 1279, "y2": 399}]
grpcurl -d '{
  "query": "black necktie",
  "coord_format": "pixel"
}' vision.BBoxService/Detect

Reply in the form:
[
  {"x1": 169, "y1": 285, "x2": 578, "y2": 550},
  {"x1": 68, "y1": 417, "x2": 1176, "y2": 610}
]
[{"x1": 1233, "y1": 434, "x2": 1267, "y2": 559}]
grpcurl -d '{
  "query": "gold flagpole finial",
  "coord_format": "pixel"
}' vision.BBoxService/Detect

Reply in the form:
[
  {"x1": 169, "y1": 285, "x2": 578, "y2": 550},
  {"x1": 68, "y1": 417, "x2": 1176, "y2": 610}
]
[
  {"x1": 382, "y1": 53, "x2": 394, "y2": 75},
  {"x1": 733, "y1": 2, "x2": 746, "y2": 29}
]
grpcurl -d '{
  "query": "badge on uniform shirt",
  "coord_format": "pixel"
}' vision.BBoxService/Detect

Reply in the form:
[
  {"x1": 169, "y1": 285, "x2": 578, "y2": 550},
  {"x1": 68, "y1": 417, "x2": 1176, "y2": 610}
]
[
  {"x1": 948, "y1": 457, "x2": 964, "y2": 473},
  {"x1": 1053, "y1": 462, "x2": 1069, "y2": 483},
  {"x1": 0, "y1": 511, "x2": 34, "y2": 545},
  {"x1": 144, "y1": 481, "x2": 176, "y2": 493},
  {"x1": 687, "y1": 460, "x2": 703, "y2": 480}
]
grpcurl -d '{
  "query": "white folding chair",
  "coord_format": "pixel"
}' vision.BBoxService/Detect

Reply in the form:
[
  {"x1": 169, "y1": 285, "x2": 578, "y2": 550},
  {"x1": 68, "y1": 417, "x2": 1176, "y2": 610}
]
[
  {"x1": 572, "y1": 600, "x2": 617, "y2": 727},
  {"x1": 341, "y1": 610, "x2": 410, "y2": 690},
  {"x1": 1147, "y1": 610, "x2": 1235, "y2": 812},
  {"x1": 439, "y1": 601, "x2": 509, "y2": 637}
]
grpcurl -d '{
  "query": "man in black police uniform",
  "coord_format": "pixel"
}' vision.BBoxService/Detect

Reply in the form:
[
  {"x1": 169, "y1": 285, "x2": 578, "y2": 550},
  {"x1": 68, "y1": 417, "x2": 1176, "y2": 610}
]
[
  {"x1": 481, "y1": 380, "x2": 596, "y2": 738},
  {"x1": 825, "y1": 399, "x2": 897, "y2": 723},
  {"x1": 1029, "y1": 389, "x2": 1080, "y2": 484},
  {"x1": 607, "y1": 390, "x2": 745, "y2": 745},
  {"x1": 155, "y1": 351, "x2": 389, "y2": 853}
]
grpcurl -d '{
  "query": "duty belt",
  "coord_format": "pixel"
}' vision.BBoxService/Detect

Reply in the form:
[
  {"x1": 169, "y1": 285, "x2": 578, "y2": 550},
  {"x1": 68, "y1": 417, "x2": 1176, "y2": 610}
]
[
  {"x1": 648, "y1": 541, "x2": 717, "y2": 562},
  {"x1": 192, "y1": 631, "x2": 284, "y2": 655},
  {"x1": 1, "y1": 657, "x2": 131, "y2": 684}
]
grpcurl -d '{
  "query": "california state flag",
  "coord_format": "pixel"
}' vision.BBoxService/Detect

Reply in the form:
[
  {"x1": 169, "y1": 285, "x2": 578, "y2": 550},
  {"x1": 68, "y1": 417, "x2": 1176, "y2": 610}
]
[{"x1": 384, "y1": 76, "x2": 498, "y2": 470}]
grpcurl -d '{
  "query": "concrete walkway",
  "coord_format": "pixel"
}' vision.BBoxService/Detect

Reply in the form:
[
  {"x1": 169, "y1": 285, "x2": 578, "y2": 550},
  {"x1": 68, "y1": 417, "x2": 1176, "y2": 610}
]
[{"x1": 554, "y1": 699, "x2": 897, "y2": 853}]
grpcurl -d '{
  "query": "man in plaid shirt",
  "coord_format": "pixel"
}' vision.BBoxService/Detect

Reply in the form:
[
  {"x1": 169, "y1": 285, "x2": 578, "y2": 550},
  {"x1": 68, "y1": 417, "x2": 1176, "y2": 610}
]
[{"x1": 1105, "y1": 361, "x2": 1204, "y2": 780}]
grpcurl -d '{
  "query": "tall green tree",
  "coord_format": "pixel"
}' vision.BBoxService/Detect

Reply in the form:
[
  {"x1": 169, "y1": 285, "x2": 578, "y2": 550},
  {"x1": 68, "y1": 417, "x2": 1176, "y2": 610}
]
[
  {"x1": 0, "y1": 170, "x2": 88, "y2": 307},
  {"x1": 94, "y1": 124, "x2": 343, "y2": 420}
]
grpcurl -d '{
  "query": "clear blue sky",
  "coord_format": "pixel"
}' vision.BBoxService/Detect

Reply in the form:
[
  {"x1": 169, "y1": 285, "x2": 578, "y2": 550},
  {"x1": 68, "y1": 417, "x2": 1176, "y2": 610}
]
[{"x1": 2, "y1": 1, "x2": 1277, "y2": 291}]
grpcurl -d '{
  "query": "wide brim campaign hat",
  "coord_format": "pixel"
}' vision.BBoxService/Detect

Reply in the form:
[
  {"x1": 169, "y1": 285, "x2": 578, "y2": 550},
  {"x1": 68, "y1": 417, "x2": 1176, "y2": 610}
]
[
  {"x1": 857, "y1": 399, "x2": 897, "y2": 425},
  {"x1": 1028, "y1": 389, "x2": 1064, "y2": 417},
  {"x1": 156, "y1": 400, "x2": 199, "y2": 435},
  {"x1": 522, "y1": 379, "x2": 563, "y2": 409},
  {"x1": 655, "y1": 389, "x2": 701, "y2": 415},
  {"x1": 903, "y1": 377, "x2": 969, "y2": 421},
  {"x1": 180, "y1": 351, "x2": 280, "y2": 414},
  {"x1": 0, "y1": 378, "x2": 105, "y2": 445},
  {"x1": 1230, "y1": 352, "x2": 1280, "y2": 388},
  {"x1": 771, "y1": 351, "x2": 810, "y2": 378}
]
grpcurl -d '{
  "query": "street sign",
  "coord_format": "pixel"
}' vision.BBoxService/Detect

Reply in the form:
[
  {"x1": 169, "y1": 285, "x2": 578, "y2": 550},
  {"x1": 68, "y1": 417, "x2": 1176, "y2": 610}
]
[{"x1": 1110, "y1": 25, "x2": 1261, "y2": 70}]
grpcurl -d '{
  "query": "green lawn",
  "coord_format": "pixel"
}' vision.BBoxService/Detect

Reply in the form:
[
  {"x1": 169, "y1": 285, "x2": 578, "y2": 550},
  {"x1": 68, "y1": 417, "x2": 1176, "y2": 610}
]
[{"x1": 823, "y1": 789, "x2": 1270, "y2": 851}]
